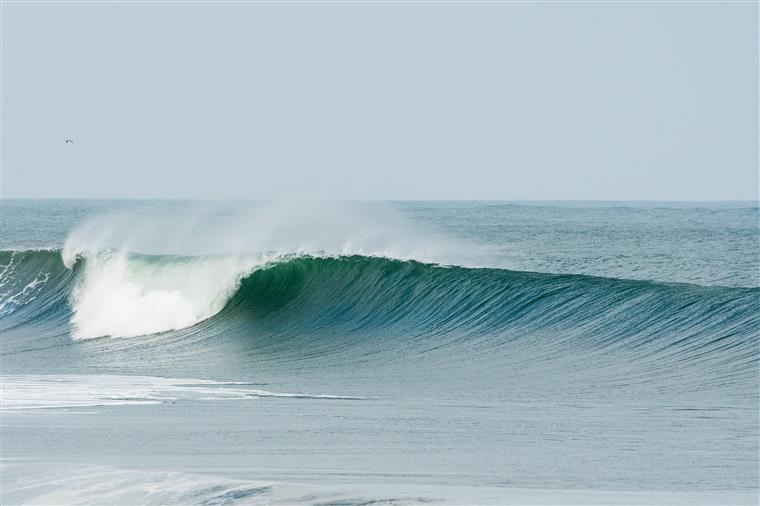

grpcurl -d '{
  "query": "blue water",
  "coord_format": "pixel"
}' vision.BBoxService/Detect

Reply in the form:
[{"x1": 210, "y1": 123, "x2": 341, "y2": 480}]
[{"x1": 1, "y1": 200, "x2": 758, "y2": 504}]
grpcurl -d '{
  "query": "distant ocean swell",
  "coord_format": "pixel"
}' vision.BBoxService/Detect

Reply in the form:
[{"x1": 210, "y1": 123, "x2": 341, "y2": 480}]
[{"x1": 2, "y1": 249, "x2": 757, "y2": 384}]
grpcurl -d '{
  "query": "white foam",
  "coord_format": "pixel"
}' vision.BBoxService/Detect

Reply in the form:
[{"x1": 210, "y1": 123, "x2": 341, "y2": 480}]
[
  {"x1": 68, "y1": 251, "x2": 260, "y2": 339},
  {"x1": 0, "y1": 375, "x2": 362, "y2": 411},
  {"x1": 2, "y1": 461, "x2": 754, "y2": 506}
]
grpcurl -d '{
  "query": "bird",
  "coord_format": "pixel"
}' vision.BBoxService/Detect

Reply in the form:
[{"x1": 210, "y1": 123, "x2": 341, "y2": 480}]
[{"x1": 65, "y1": 139, "x2": 74, "y2": 144}]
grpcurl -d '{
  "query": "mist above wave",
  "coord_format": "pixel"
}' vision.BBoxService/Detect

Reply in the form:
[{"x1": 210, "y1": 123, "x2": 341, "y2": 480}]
[
  {"x1": 62, "y1": 201, "x2": 464, "y2": 268},
  {"x1": 60, "y1": 201, "x2": 465, "y2": 339}
]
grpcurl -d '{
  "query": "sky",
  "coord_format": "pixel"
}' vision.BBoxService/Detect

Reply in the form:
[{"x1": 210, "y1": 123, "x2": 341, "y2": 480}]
[{"x1": 1, "y1": 1, "x2": 758, "y2": 200}]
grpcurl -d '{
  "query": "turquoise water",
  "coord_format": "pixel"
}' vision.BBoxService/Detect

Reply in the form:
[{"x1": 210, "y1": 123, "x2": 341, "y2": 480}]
[{"x1": 1, "y1": 200, "x2": 758, "y2": 504}]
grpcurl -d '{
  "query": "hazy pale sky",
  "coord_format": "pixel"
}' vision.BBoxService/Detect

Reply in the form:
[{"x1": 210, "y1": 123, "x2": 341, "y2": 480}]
[{"x1": 2, "y1": 1, "x2": 757, "y2": 200}]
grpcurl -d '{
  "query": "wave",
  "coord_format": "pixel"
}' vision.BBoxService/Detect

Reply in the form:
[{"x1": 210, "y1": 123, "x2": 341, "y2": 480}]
[
  {"x1": 2, "y1": 248, "x2": 758, "y2": 346},
  {"x1": 5, "y1": 461, "x2": 755, "y2": 506},
  {"x1": 2, "y1": 248, "x2": 758, "y2": 401},
  {"x1": 0, "y1": 374, "x2": 363, "y2": 411}
]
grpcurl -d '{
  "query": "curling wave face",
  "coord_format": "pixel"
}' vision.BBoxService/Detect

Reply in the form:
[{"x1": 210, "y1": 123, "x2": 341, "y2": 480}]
[{"x1": 2, "y1": 249, "x2": 758, "y2": 369}]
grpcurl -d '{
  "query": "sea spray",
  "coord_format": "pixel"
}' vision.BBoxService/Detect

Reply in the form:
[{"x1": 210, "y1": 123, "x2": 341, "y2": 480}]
[{"x1": 61, "y1": 201, "x2": 464, "y2": 267}]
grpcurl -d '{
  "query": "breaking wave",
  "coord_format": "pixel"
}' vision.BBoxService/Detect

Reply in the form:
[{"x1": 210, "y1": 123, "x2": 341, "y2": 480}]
[{"x1": 1, "y1": 249, "x2": 757, "y2": 350}]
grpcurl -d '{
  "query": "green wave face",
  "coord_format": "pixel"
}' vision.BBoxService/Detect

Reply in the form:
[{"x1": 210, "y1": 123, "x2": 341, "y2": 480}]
[{"x1": 2, "y1": 250, "x2": 757, "y2": 378}]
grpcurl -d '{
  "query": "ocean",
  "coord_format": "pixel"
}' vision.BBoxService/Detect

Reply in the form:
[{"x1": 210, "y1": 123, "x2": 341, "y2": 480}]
[{"x1": 1, "y1": 200, "x2": 758, "y2": 505}]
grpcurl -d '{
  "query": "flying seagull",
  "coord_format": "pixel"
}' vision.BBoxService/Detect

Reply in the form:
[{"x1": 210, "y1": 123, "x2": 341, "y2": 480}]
[{"x1": 65, "y1": 139, "x2": 74, "y2": 144}]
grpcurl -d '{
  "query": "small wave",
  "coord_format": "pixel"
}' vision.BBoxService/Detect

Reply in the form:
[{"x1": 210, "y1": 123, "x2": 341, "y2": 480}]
[
  {"x1": 3, "y1": 461, "x2": 755, "y2": 506},
  {"x1": 0, "y1": 374, "x2": 363, "y2": 411}
]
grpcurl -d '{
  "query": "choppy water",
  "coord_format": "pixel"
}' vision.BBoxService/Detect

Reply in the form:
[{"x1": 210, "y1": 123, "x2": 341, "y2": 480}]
[{"x1": 1, "y1": 200, "x2": 758, "y2": 505}]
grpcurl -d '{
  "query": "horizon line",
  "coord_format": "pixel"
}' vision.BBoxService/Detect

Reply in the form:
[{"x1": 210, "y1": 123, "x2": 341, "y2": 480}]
[{"x1": 1, "y1": 197, "x2": 758, "y2": 203}]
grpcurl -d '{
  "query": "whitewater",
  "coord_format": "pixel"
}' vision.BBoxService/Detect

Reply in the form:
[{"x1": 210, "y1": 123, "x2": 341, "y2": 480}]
[{"x1": 1, "y1": 200, "x2": 758, "y2": 505}]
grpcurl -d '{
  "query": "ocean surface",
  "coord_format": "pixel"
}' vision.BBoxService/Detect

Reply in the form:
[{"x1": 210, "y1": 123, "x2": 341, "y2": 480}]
[{"x1": 1, "y1": 200, "x2": 758, "y2": 505}]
